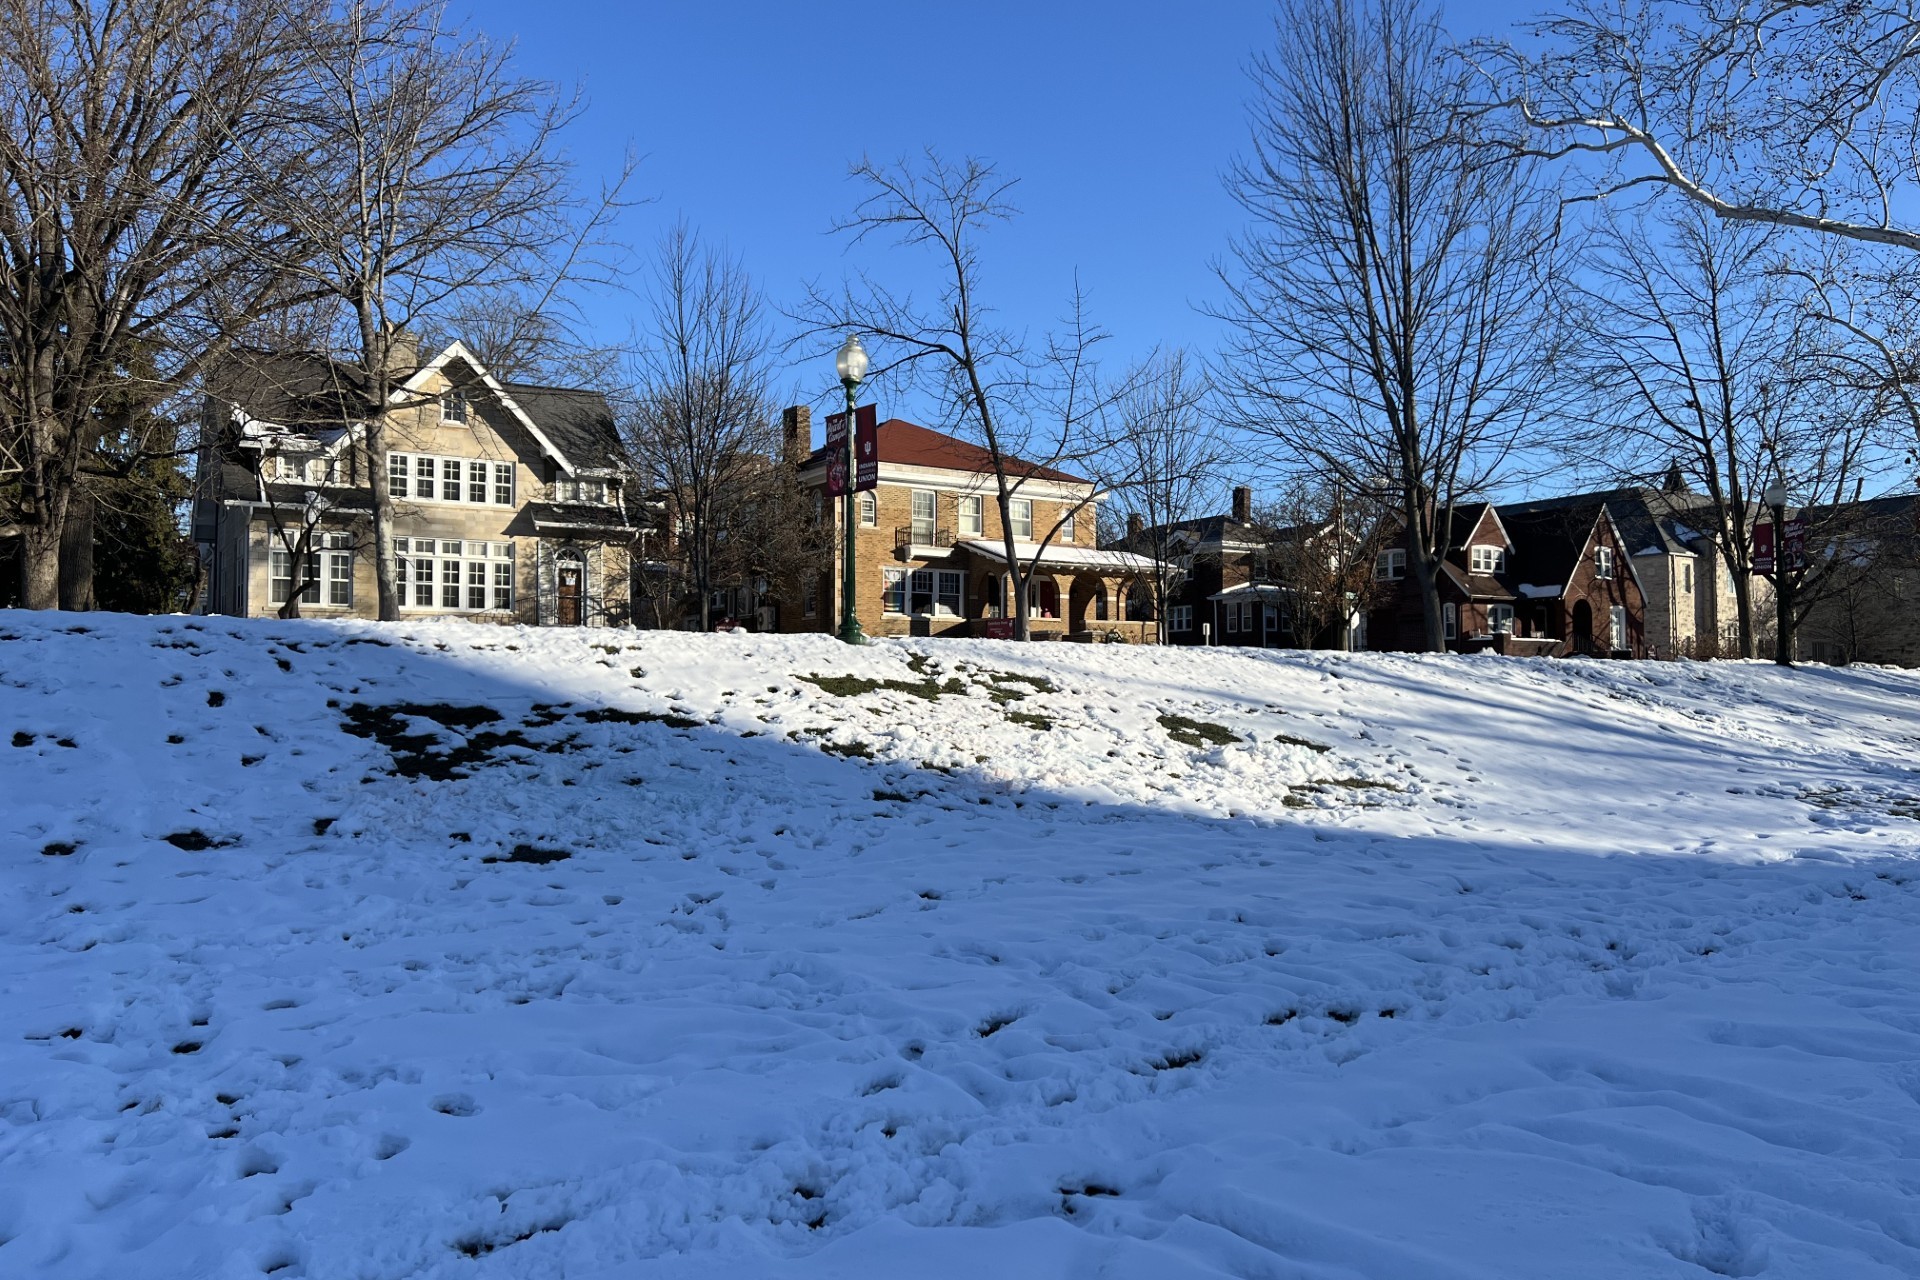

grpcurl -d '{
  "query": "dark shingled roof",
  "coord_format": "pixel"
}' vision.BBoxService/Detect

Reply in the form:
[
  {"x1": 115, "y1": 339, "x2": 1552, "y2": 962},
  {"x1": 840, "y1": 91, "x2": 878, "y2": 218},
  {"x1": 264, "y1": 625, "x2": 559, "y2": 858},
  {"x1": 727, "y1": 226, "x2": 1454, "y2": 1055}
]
[
  {"x1": 205, "y1": 349, "x2": 623, "y2": 474},
  {"x1": 522, "y1": 501, "x2": 632, "y2": 533},
  {"x1": 502, "y1": 383, "x2": 624, "y2": 472},
  {"x1": 1498, "y1": 501, "x2": 1608, "y2": 591},
  {"x1": 1500, "y1": 487, "x2": 1708, "y2": 558}
]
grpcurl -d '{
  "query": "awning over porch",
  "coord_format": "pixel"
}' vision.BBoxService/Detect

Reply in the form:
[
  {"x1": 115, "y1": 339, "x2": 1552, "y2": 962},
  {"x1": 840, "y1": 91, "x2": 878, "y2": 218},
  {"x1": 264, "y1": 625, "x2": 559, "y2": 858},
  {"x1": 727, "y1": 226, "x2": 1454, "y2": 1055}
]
[{"x1": 956, "y1": 539, "x2": 1160, "y2": 575}]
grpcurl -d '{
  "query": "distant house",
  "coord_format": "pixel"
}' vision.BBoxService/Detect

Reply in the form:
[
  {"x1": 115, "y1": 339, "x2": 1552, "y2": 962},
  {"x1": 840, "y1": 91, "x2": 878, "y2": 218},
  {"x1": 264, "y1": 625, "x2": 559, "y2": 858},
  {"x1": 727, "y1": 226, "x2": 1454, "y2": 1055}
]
[
  {"x1": 194, "y1": 340, "x2": 633, "y2": 626},
  {"x1": 1108, "y1": 486, "x2": 1349, "y2": 648},
  {"x1": 779, "y1": 409, "x2": 1161, "y2": 640},
  {"x1": 1795, "y1": 493, "x2": 1920, "y2": 667},
  {"x1": 1499, "y1": 481, "x2": 1768, "y2": 659},
  {"x1": 1364, "y1": 500, "x2": 1646, "y2": 657}
]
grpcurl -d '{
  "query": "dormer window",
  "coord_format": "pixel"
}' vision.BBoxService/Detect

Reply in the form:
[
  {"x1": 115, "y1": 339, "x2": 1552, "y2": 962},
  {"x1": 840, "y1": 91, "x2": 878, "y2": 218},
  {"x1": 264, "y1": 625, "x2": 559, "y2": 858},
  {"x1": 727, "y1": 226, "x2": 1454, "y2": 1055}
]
[
  {"x1": 440, "y1": 390, "x2": 468, "y2": 424},
  {"x1": 1374, "y1": 548, "x2": 1406, "y2": 581},
  {"x1": 1469, "y1": 545, "x2": 1504, "y2": 574}
]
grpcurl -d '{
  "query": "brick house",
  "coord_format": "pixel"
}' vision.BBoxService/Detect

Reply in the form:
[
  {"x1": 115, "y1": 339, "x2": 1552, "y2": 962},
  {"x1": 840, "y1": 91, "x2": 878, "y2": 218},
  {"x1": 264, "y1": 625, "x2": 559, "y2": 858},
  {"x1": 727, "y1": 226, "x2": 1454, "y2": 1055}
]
[
  {"x1": 1364, "y1": 500, "x2": 1646, "y2": 657},
  {"x1": 194, "y1": 340, "x2": 633, "y2": 626},
  {"x1": 1108, "y1": 486, "x2": 1341, "y2": 647},
  {"x1": 779, "y1": 409, "x2": 1161, "y2": 641},
  {"x1": 1499, "y1": 480, "x2": 1772, "y2": 660}
]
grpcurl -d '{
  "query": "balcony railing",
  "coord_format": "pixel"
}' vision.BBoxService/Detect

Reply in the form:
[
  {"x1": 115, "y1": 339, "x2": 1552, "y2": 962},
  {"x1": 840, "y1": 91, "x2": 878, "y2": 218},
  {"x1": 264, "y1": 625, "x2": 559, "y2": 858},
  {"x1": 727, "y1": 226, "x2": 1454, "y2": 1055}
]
[{"x1": 895, "y1": 524, "x2": 956, "y2": 553}]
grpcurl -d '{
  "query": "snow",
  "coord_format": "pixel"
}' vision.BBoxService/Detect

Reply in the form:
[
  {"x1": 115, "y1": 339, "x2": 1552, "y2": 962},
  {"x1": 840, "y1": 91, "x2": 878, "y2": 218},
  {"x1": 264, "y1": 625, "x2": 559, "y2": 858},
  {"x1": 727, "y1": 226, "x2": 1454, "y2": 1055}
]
[
  {"x1": 3, "y1": 613, "x2": 1919, "y2": 1279},
  {"x1": 955, "y1": 539, "x2": 1161, "y2": 573},
  {"x1": 1516, "y1": 582, "x2": 1563, "y2": 598}
]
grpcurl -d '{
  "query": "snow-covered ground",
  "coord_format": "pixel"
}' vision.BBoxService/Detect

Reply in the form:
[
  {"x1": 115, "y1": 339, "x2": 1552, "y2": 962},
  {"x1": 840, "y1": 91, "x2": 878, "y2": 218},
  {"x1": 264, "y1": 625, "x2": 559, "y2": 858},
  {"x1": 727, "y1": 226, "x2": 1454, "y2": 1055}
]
[{"x1": 4, "y1": 614, "x2": 1919, "y2": 1280}]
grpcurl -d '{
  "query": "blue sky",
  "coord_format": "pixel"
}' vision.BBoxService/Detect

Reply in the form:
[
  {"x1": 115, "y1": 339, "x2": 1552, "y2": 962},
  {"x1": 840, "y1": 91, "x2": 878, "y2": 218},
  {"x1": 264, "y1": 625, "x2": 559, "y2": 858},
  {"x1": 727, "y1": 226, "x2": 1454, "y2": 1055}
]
[{"x1": 454, "y1": 1, "x2": 1537, "y2": 423}]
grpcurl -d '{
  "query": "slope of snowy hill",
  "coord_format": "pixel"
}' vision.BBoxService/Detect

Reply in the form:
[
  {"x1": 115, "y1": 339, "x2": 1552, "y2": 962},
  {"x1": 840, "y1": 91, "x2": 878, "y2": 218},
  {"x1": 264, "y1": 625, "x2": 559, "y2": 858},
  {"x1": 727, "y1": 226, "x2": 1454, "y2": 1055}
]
[{"x1": 3, "y1": 613, "x2": 1919, "y2": 1280}]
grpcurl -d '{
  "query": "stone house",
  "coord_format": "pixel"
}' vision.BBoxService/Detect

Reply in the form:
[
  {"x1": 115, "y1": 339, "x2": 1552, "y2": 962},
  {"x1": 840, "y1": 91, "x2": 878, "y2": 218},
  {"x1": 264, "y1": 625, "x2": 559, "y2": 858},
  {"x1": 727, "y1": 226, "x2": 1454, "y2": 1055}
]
[
  {"x1": 194, "y1": 340, "x2": 633, "y2": 626},
  {"x1": 1364, "y1": 500, "x2": 1646, "y2": 657},
  {"x1": 1795, "y1": 493, "x2": 1920, "y2": 667},
  {"x1": 779, "y1": 409, "x2": 1161, "y2": 641}
]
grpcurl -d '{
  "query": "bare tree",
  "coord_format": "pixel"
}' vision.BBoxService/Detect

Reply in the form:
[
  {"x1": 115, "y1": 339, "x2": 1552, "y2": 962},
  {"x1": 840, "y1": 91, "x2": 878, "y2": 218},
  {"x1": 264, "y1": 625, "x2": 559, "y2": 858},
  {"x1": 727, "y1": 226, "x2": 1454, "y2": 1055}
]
[
  {"x1": 1254, "y1": 480, "x2": 1387, "y2": 651},
  {"x1": 622, "y1": 224, "x2": 779, "y2": 631},
  {"x1": 1480, "y1": 1, "x2": 1920, "y2": 252},
  {"x1": 237, "y1": 0, "x2": 625, "y2": 620},
  {"x1": 796, "y1": 153, "x2": 1122, "y2": 640},
  {"x1": 1214, "y1": 0, "x2": 1565, "y2": 651},
  {"x1": 0, "y1": 0, "x2": 323, "y2": 609},
  {"x1": 1098, "y1": 351, "x2": 1226, "y2": 642},
  {"x1": 1568, "y1": 202, "x2": 1890, "y2": 655}
]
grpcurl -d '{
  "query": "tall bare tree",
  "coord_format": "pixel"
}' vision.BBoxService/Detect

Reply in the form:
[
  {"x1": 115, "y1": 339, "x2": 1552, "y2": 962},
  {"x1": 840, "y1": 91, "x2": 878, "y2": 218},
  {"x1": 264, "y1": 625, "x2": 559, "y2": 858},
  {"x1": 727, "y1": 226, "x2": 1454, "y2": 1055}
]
[
  {"x1": 622, "y1": 224, "x2": 779, "y2": 631},
  {"x1": 1254, "y1": 480, "x2": 1387, "y2": 651},
  {"x1": 237, "y1": 0, "x2": 623, "y2": 619},
  {"x1": 1098, "y1": 351, "x2": 1226, "y2": 642},
  {"x1": 1568, "y1": 203, "x2": 1891, "y2": 655},
  {"x1": 1214, "y1": 0, "x2": 1564, "y2": 651},
  {"x1": 0, "y1": 0, "x2": 322, "y2": 609},
  {"x1": 1481, "y1": 1, "x2": 1920, "y2": 252},
  {"x1": 796, "y1": 153, "x2": 1121, "y2": 641}
]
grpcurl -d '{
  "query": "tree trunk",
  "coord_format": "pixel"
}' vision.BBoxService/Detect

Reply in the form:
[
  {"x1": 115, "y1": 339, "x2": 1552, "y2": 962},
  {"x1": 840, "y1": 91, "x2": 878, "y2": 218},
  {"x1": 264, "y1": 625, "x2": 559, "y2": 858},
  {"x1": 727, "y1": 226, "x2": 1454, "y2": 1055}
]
[
  {"x1": 18, "y1": 521, "x2": 61, "y2": 610},
  {"x1": 1731, "y1": 569, "x2": 1755, "y2": 659},
  {"x1": 59, "y1": 491, "x2": 95, "y2": 611}
]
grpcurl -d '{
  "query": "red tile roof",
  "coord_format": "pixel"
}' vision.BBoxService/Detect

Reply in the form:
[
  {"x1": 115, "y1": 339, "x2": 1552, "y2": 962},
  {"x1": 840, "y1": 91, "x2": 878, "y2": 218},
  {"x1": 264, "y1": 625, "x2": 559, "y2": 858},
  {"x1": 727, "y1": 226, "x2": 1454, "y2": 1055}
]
[{"x1": 808, "y1": 419, "x2": 1090, "y2": 485}]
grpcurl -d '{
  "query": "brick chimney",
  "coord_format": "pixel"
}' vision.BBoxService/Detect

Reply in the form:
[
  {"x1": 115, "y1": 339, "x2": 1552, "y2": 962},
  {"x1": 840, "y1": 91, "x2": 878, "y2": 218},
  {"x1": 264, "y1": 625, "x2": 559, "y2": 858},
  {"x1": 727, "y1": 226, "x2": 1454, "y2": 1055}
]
[
  {"x1": 780, "y1": 405, "x2": 812, "y2": 467},
  {"x1": 1232, "y1": 485, "x2": 1252, "y2": 524},
  {"x1": 1127, "y1": 513, "x2": 1144, "y2": 540}
]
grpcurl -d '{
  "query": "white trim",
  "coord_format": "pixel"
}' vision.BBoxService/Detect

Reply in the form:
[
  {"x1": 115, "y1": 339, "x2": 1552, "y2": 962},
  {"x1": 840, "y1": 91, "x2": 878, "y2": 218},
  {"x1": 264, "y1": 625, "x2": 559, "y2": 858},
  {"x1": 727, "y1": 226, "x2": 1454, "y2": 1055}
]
[{"x1": 394, "y1": 341, "x2": 576, "y2": 476}]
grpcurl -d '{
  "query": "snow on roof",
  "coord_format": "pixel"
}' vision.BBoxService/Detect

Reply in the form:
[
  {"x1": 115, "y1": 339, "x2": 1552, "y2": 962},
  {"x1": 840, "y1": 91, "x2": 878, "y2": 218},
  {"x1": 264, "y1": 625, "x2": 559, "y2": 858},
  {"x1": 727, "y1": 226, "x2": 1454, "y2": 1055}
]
[
  {"x1": 957, "y1": 539, "x2": 1159, "y2": 574},
  {"x1": 1517, "y1": 583, "x2": 1563, "y2": 598},
  {"x1": 1209, "y1": 582, "x2": 1291, "y2": 601}
]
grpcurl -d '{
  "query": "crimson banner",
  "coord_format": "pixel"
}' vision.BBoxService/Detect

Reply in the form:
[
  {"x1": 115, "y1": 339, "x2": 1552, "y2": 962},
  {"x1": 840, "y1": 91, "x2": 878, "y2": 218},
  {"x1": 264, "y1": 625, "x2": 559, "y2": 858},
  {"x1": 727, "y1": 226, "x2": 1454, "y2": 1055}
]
[{"x1": 823, "y1": 404, "x2": 878, "y2": 497}]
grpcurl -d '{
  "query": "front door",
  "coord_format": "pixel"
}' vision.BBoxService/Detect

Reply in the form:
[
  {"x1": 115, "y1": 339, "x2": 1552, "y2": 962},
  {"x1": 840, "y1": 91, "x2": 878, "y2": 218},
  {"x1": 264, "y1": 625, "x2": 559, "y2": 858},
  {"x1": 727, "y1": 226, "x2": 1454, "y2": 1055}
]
[{"x1": 557, "y1": 560, "x2": 582, "y2": 626}]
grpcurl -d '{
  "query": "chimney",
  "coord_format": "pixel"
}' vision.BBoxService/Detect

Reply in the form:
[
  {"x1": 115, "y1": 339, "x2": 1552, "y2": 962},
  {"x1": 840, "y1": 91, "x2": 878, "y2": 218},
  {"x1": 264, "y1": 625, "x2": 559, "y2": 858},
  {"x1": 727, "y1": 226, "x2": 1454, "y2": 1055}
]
[
  {"x1": 781, "y1": 405, "x2": 812, "y2": 467},
  {"x1": 1127, "y1": 513, "x2": 1144, "y2": 540},
  {"x1": 1232, "y1": 486, "x2": 1252, "y2": 524},
  {"x1": 381, "y1": 325, "x2": 419, "y2": 378}
]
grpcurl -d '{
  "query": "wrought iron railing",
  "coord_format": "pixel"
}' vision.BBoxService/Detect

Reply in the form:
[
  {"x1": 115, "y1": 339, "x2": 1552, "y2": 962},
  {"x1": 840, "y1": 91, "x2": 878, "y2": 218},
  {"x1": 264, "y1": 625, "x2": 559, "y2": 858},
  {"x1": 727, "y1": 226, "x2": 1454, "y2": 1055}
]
[{"x1": 895, "y1": 525, "x2": 955, "y2": 551}]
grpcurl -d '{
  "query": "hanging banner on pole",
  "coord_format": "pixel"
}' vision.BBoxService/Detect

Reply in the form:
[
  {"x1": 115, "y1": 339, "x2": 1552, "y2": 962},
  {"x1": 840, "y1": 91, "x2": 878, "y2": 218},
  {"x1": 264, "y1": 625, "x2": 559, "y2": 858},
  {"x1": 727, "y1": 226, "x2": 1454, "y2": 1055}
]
[
  {"x1": 1752, "y1": 521, "x2": 1775, "y2": 576},
  {"x1": 1781, "y1": 516, "x2": 1808, "y2": 573},
  {"x1": 824, "y1": 405, "x2": 879, "y2": 496}
]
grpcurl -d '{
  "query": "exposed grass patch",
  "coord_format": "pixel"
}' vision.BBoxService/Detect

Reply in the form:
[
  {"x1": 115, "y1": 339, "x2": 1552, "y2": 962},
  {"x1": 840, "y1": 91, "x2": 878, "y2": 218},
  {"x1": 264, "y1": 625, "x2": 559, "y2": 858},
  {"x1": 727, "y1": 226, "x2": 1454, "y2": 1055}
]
[
  {"x1": 575, "y1": 706, "x2": 703, "y2": 729},
  {"x1": 799, "y1": 672, "x2": 967, "y2": 702},
  {"x1": 1273, "y1": 732, "x2": 1332, "y2": 753},
  {"x1": 819, "y1": 738, "x2": 875, "y2": 759},
  {"x1": 164, "y1": 830, "x2": 236, "y2": 851},
  {"x1": 1158, "y1": 714, "x2": 1240, "y2": 749},
  {"x1": 1005, "y1": 710, "x2": 1054, "y2": 731}
]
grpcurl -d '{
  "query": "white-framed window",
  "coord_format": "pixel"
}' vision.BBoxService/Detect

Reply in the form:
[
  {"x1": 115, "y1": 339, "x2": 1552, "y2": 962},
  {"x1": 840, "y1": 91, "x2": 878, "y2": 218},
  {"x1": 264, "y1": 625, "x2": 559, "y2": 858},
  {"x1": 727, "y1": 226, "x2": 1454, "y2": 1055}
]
[
  {"x1": 1010, "y1": 497, "x2": 1033, "y2": 541},
  {"x1": 270, "y1": 548, "x2": 317, "y2": 605},
  {"x1": 270, "y1": 533, "x2": 352, "y2": 606},
  {"x1": 394, "y1": 537, "x2": 514, "y2": 612},
  {"x1": 1170, "y1": 605, "x2": 1193, "y2": 632},
  {"x1": 1444, "y1": 602, "x2": 1457, "y2": 640},
  {"x1": 1374, "y1": 548, "x2": 1406, "y2": 581},
  {"x1": 1224, "y1": 604, "x2": 1239, "y2": 633},
  {"x1": 910, "y1": 490, "x2": 936, "y2": 543},
  {"x1": 388, "y1": 453, "x2": 517, "y2": 506},
  {"x1": 1609, "y1": 605, "x2": 1628, "y2": 651},
  {"x1": 881, "y1": 567, "x2": 907, "y2": 614},
  {"x1": 859, "y1": 492, "x2": 876, "y2": 527},
  {"x1": 1595, "y1": 546, "x2": 1614, "y2": 580},
  {"x1": 904, "y1": 569, "x2": 964, "y2": 616},
  {"x1": 1488, "y1": 603, "x2": 1515, "y2": 634},
  {"x1": 441, "y1": 390, "x2": 468, "y2": 424},
  {"x1": 1062, "y1": 509, "x2": 1076, "y2": 543},
  {"x1": 1264, "y1": 603, "x2": 1279, "y2": 632},
  {"x1": 1470, "y1": 545, "x2": 1504, "y2": 574},
  {"x1": 959, "y1": 494, "x2": 982, "y2": 537}
]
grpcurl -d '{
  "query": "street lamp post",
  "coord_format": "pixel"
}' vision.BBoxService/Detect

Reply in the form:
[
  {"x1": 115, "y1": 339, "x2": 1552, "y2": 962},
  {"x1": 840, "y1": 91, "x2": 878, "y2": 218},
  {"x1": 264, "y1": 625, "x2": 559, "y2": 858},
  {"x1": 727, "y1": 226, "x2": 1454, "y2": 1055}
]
[
  {"x1": 835, "y1": 334, "x2": 869, "y2": 645},
  {"x1": 1764, "y1": 482, "x2": 1792, "y2": 667}
]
